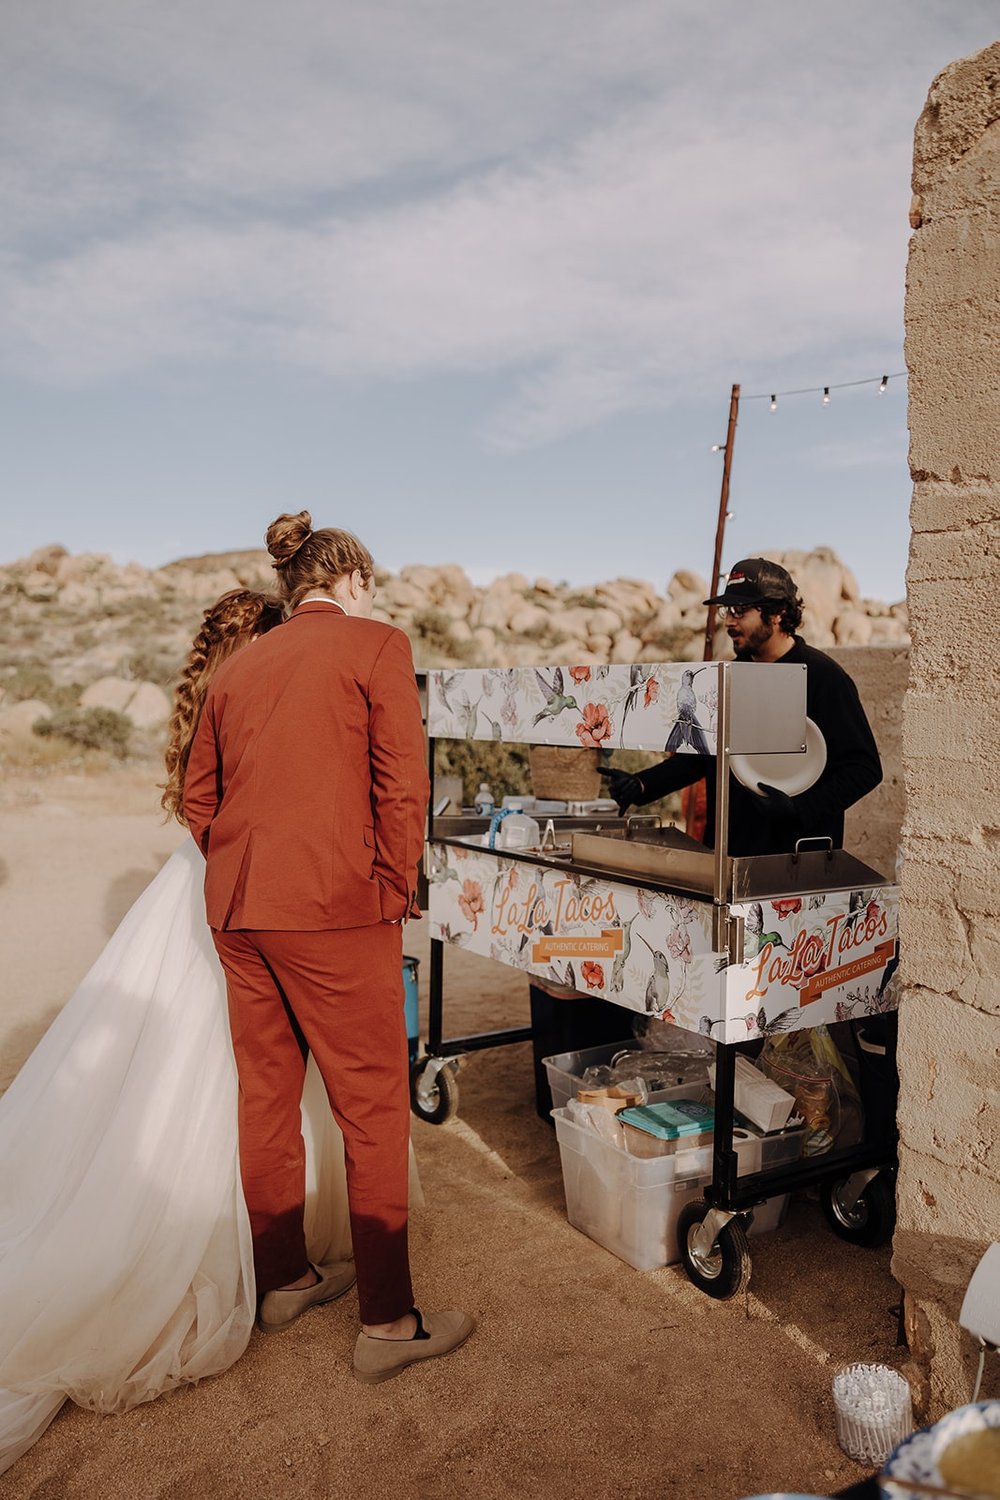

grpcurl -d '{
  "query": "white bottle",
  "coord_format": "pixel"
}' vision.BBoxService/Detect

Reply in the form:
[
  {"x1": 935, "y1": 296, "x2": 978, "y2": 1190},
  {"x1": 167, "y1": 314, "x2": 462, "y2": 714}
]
[{"x1": 474, "y1": 782, "x2": 495, "y2": 816}]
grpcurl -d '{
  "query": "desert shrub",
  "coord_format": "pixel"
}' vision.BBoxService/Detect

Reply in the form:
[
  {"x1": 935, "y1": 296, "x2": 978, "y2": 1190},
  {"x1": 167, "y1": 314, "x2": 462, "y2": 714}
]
[
  {"x1": 411, "y1": 609, "x2": 475, "y2": 666},
  {"x1": 434, "y1": 739, "x2": 531, "y2": 806},
  {"x1": 0, "y1": 729, "x2": 119, "y2": 773},
  {"x1": 519, "y1": 619, "x2": 554, "y2": 643},
  {"x1": 123, "y1": 597, "x2": 166, "y2": 625},
  {"x1": 34, "y1": 706, "x2": 132, "y2": 758},
  {"x1": 4, "y1": 661, "x2": 55, "y2": 702},
  {"x1": 431, "y1": 739, "x2": 683, "y2": 817},
  {"x1": 2, "y1": 662, "x2": 80, "y2": 711},
  {"x1": 640, "y1": 625, "x2": 693, "y2": 658},
  {"x1": 121, "y1": 649, "x2": 183, "y2": 689}
]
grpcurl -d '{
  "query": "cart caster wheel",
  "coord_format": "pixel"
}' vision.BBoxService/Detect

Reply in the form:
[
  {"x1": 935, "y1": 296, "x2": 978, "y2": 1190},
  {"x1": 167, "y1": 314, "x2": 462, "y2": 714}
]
[
  {"x1": 820, "y1": 1171, "x2": 896, "y2": 1248},
  {"x1": 677, "y1": 1202, "x2": 752, "y2": 1300},
  {"x1": 410, "y1": 1058, "x2": 459, "y2": 1125}
]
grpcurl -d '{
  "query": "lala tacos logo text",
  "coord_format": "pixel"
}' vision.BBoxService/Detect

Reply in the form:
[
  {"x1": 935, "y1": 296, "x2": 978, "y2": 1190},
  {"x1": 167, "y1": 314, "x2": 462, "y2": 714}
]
[
  {"x1": 744, "y1": 902, "x2": 893, "y2": 1006},
  {"x1": 490, "y1": 875, "x2": 623, "y2": 963}
]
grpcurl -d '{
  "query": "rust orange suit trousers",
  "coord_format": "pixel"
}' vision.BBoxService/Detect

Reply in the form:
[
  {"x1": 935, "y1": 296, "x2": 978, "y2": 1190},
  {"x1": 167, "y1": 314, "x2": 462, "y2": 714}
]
[{"x1": 212, "y1": 921, "x2": 413, "y2": 1324}]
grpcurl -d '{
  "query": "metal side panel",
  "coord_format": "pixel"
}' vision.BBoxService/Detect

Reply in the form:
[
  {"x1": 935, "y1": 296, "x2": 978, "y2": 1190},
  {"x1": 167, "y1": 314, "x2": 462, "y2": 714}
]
[
  {"x1": 569, "y1": 830, "x2": 718, "y2": 896},
  {"x1": 729, "y1": 848, "x2": 892, "y2": 900}
]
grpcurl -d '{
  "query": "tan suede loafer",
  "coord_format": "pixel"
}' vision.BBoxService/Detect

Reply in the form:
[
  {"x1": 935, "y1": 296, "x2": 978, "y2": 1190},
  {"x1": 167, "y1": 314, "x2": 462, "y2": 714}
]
[
  {"x1": 353, "y1": 1307, "x2": 475, "y2": 1383},
  {"x1": 258, "y1": 1261, "x2": 357, "y2": 1333}
]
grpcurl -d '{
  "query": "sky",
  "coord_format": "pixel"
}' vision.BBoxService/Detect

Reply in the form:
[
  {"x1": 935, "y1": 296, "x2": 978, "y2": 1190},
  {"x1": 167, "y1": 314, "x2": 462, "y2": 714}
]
[{"x1": 2, "y1": 2, "x2": 997, "y2": 602}]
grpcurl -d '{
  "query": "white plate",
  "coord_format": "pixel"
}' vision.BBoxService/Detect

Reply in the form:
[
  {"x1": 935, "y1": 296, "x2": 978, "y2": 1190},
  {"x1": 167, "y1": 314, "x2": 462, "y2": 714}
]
[
  {"x1": 729, "y1": 717, "x2": 827, "y2": 798},
  {"x1": 881, "y1": 1398, "x2": 1000, "y2": 1498}
]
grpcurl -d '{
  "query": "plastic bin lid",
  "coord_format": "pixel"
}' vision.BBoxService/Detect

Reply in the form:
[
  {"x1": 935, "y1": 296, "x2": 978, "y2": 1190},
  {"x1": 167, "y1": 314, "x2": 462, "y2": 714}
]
[{"x1": 618, "y1": 1099, "x2": 715, "y2": 1140}]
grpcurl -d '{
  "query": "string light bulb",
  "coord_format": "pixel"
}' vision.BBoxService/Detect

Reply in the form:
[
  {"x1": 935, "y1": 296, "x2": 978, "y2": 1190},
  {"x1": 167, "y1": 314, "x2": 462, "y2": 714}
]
[
  {"x1": 746, "y1": 372, "x2": 905, "y2": 404},
  {"x1": 725, "y1": 510, "x2": 735, "y2": 521},
  {"x1": 711, "y1": 443, "x2": 723, "y2": 452}
]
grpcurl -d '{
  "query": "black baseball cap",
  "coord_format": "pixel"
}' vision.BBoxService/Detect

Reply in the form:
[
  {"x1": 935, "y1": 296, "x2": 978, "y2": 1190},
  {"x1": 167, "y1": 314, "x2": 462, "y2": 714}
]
[{"x1": 704, "y1": 557, "x2": 798, "y2": 608}]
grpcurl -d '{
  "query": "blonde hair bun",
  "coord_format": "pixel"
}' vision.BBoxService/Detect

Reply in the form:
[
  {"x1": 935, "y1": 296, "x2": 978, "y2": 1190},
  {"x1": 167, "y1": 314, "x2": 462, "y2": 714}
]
[{"x1": 266, "y1": 511, "x2": 313, "y2": 568}]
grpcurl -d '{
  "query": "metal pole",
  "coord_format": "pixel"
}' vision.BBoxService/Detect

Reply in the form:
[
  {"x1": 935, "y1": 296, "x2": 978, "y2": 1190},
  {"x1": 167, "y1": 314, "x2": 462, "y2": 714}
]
[
  {"x1": 702, "y1": 382, "x2": 741, "y2": 661},
  {"x1": 685, "y1": 384, "x2": 740, "y2": 841}
]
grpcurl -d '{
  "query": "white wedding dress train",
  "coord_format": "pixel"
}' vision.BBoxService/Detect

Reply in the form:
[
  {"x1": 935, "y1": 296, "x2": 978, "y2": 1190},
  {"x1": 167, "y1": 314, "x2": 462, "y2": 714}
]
[{"x1": 0, "y1": 839, "x2": 408, "y2": 1475}]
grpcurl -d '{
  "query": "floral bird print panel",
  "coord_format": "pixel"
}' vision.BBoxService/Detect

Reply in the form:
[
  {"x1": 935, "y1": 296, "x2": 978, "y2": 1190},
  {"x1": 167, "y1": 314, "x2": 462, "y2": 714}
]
[{"x1": 427, "y1": 663, "x2": 720, "y2": 751}]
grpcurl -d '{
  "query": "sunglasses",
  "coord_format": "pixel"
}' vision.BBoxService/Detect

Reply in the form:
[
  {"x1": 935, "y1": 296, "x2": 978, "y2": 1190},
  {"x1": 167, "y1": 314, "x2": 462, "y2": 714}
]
[{"x1": 718, "y1": 598, "x2": 784, "y2": 620}]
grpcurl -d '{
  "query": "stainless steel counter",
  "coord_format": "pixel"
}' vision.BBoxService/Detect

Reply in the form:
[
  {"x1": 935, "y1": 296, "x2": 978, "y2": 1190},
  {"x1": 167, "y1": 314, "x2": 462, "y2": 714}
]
[{"x1": 429, "y1": 815, "x2": 891, "y2": 903}]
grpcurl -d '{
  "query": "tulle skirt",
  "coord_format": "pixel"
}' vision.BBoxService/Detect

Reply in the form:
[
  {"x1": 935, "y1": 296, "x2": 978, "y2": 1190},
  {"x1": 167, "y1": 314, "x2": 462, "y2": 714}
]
[{"x1": 0, "y1": 840, "x2": 371, "y2": 1474}]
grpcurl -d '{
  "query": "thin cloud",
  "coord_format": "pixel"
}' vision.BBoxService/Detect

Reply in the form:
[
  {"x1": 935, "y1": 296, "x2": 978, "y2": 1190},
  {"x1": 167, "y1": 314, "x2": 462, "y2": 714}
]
[
  {"x1": 804, "y1": 433, "x2": 910, "y2": 471},
  {"x1": 1, "y1": 0, "x2": 997, "y2": 447}
]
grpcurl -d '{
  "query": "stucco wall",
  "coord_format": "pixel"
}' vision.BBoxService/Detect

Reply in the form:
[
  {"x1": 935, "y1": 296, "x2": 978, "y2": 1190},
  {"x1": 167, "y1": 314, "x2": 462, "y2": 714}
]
[
  {"x1": 829, "y1": 645, "x2": 908, "y2": 879},
  {"x1": 894, "y1": 40, "x2": 1000, "y2": 1414}
]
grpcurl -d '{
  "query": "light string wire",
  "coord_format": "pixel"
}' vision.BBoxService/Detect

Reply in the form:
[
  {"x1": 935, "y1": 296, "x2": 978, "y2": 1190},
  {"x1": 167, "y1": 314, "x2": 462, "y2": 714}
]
[{"x1": 743, "y1": 371, "x2": 908, "y2": 404}]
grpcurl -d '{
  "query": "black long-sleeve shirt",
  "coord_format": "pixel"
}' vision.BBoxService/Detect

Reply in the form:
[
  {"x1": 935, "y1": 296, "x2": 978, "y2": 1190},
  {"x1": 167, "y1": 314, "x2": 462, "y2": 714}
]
[{"x1": 635, "y1": 638, "x2": 882, "y2": 857}]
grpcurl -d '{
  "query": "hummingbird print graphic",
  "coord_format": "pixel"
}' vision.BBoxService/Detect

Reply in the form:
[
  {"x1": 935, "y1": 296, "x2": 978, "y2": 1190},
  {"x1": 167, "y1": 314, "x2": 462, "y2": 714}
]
[
  {"x1": 455, "y1": 693, "x2": 481, "y2": 738},
  {"x1": 748, "y1": 1006, "x2": 799, "y2": 1038},
  {"x1": 636, "y1": 887, "x2": 657, "y2": 921},
  {"x1": 433, "y1": 670, "x2": 460, "y2": 714},
  {"x1": 664, "y1": 668, "x2": 712, "y2": 755},
  {"x1": 610, "y1": 914, "x2": 634, "y2": 993},
  {"x1": 636, "y1": 931, "x2": 671, "y2": 1014},
  {"x1": 437, "y1": 922, "x2": 467, "y2": 947},
  {"x1": 483, "y1": 713, "x2": 503, "y2": 740},
  {"x1": 699, "y1": 1005, "x2": 799, "y2": 1039},
  {"x1": 757, "y1": 930, "x2": 786, "y2": 953},
  {"x1": 532, "y1": 668, "x2": 579, "y2": 726},
  {"x1": 744, "y1": 901, "x2": 765, "y2": 958},
  {"x1": 619, "y1": 664, "x2": 653, "y2": 745}
]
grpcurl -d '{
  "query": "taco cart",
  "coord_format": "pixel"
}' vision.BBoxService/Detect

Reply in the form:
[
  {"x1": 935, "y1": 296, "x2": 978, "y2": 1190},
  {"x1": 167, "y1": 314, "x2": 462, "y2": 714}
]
[{"x1": 419, "y1": 660, "x2": 900, "y2": 1297}]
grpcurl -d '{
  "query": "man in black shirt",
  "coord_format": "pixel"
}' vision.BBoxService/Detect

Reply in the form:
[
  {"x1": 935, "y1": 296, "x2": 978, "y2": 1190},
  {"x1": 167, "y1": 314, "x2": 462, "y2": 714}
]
[{"x1": 601, "y1": 558, "x2": 883, "y2": 857}]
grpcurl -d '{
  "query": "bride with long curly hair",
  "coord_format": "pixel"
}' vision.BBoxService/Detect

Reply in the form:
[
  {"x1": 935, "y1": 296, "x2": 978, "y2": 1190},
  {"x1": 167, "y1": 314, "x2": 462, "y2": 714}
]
[
  {"x1": 0, "y1": 589, "x2": 364, "y2": 1475},
  {"x1": 160, "y1": 588, "x2": 285, "y2": 822}
]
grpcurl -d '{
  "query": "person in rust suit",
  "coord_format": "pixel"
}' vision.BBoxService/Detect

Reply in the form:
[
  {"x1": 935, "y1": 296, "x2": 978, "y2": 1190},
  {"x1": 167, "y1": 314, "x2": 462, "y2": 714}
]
[{"x1": 183, "y1": 512, "x2": 473, "y2": 1384}]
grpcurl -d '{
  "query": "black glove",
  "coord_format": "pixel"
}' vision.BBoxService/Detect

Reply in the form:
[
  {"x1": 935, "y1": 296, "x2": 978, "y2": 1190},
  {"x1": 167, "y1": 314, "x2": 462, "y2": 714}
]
[
  {"x1": 598, "y1": 766, "x2": 645, "y2": 816},
  {"x1": 756, "y1": 783, "x2": 799, "y2": 822}
]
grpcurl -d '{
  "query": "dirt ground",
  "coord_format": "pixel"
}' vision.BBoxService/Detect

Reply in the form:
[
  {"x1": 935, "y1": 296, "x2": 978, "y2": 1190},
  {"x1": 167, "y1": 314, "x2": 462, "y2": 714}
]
[{"x1": 0, "y1": 767, "x2": 906, "y2": 1500}]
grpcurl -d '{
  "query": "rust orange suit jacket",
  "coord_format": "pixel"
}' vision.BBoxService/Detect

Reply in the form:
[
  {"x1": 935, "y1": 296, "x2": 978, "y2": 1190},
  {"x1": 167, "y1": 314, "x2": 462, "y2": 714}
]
[{"x1": 183, "y1": 602, "x2": 429, "y2": 931}]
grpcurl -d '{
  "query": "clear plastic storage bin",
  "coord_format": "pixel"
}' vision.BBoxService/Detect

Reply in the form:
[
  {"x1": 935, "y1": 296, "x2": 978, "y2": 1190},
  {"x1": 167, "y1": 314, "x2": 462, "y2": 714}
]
[
  {"x1": 543, "y1": 1039, "x2": 710, "y2": 1115},
  {"x1": 551, "y1": 1107, "x2": 800, "y2": 1268}
]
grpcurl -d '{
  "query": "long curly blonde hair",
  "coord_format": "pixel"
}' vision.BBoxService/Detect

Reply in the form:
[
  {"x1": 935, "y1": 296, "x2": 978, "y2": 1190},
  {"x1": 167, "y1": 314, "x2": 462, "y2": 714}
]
[{"x1": 161, "y1": 588, "x2": 284, "y2": 825}]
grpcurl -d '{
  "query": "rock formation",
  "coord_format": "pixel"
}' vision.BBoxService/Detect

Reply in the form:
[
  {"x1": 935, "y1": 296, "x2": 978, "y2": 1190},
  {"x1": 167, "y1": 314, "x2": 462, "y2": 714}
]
[{"x1": 0, "y1": 542, "x2": 908, "y2": 733}]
